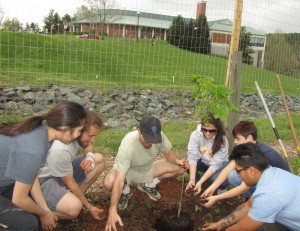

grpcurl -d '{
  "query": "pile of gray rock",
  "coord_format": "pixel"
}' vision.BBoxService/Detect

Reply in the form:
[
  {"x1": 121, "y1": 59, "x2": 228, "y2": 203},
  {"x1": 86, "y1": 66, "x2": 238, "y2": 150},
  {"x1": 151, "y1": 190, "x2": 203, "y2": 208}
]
[{"x1": 1, "y1": 86, "x2": 299, "y2": 129}]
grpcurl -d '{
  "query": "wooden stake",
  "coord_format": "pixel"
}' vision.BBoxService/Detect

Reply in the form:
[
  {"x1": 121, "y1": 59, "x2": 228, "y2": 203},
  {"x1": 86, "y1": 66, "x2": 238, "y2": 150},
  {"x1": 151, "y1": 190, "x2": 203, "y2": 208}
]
[
  {"x1": 225, "y1": 0, "x2": 243, "y2": 87},
  {"x1": 276, "y1": 75, "x2": 300, "y2": 157},
  {"x1": 255, "y1": 81, "x2": 293, "y2": 172}
]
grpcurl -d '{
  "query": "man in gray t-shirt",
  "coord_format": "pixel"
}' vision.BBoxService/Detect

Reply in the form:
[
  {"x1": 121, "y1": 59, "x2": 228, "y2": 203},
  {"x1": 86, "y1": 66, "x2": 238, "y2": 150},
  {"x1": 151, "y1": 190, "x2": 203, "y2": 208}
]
[{"x1": 38, "y1": 110, "x2": 105, "y2": 221}]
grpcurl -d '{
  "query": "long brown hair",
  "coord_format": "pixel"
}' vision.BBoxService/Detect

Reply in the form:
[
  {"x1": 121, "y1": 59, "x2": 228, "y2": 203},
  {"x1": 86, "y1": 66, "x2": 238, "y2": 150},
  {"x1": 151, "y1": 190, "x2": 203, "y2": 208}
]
[
  {"x1": 202, "y1": 115, "x2": 226, "y2": 155},
  {"x1": 0, "y1": 101, "x2": 86, "y2": 136}
]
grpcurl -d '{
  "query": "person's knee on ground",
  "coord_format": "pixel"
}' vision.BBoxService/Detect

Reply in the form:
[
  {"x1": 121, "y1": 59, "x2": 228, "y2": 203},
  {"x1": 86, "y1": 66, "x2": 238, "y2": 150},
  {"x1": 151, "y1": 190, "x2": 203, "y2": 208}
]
[
  {"x1": 176, "y1": 166, "x2": 186, "y2": 176},
  {"x1": 85, "y1": 153, "x2": 105, "y2": 178},
  {"x1": 103, "y1": 169, "x2": 116, "y2": 190},
  {"x1": 154, "y1": 159, "x2": 184, "y2": 180},
  {"x1": 55, "y1": 193, "x2": 83, "y2": 220},
  {"x1": 94, "y1": 153, "x2": 105, "y2": 171},
  {"x1": 82, "y1": 153, "x2": 105, "y2": 188}
]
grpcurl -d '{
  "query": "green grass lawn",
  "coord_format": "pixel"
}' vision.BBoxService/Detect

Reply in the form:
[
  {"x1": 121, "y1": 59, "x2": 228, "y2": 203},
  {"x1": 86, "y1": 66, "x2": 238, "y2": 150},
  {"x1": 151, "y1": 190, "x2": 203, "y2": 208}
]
[
  {"x1": 0, "y1": 110, "x2": 299, "y2": 171},
  {"x1": 95, "y1": 114, "x2": 300, "y2": 156},
  {"x1": 94, "y1": 114, "x2": 300, "y2": 172},
  {"x1": 1, "y1": 31, "x2": 299, "y2": 171},
  {"x1": 0, "y1": 31, "x2": 299, "y2": 94}
]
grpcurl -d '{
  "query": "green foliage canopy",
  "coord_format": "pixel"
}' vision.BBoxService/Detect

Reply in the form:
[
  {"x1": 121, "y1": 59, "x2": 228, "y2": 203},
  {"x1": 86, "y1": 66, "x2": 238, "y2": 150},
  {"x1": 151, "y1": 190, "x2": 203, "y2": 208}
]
[
  {"x1": 239, "y1": 26, "x2": 254, "y2": 65},
  {"x1": 2, "y1": 18, "x2": 22, "y2": 31},
  {"x1": 265, "y1": 33, "x2": 300, "y2": 78},
  {"x1": 192, "y1": 75, "x2": 238, "y2": 121},
  {"x1": 167, "y1": 15, "x2": 211, "y2": 55}
]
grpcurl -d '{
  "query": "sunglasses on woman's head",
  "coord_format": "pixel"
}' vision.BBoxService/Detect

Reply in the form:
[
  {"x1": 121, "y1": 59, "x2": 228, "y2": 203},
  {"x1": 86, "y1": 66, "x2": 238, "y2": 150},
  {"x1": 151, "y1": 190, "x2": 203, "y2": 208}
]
[{"x1": 201, "y1": 127, "x2": 217, "y2": 134}]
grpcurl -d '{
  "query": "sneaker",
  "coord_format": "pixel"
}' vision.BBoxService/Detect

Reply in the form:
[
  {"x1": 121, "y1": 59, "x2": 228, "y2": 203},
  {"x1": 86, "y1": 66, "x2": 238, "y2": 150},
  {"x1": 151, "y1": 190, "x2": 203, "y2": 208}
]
[
  {"x1": 137, "y1": 183, "x2": 161, "y2": 201},
  {"x1": 118, "y1": 191, "x2": 133, "y2": 211},
  {"x1": 217, "y1": 188, "x2": 227, "y2": 195}
]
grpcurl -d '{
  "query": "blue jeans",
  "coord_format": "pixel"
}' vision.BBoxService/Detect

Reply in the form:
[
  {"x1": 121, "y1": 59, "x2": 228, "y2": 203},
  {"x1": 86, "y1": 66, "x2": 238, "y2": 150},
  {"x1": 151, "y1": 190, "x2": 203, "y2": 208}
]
[
  {"x1": 196, "y1": 160, "x2": 228, "y2": 190},
  {"x1": 228, "y1": 170, "x2": 256, "y2": 199}
]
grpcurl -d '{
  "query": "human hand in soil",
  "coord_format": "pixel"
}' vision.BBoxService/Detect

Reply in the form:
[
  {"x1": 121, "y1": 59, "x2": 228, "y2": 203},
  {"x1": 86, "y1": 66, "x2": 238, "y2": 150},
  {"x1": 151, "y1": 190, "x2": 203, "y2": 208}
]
[
  {"x1": 105, "y1": 209, "x2": 123, "y2": 231},
  {"x1": 185, "y1": 179, "x2": 195, "y2": 192},
  {"x1": 193, "y1": 181, "x2": 202, "y2": 195},
  {"x1": 201, "y1": 196, "x2": 217, "y2": 208},
  {"x1": 90, "y1": 206, "x2": 105, "y2": 220},
  {"x1": 40, "y1": 210, "x2": 58, "y2": 231},
  {"x1": 202, "y1": 220, "x2": 223, "y2": 230},
  {"x1": 201, "y1": 185, "x2": 216, "y2": 198}
]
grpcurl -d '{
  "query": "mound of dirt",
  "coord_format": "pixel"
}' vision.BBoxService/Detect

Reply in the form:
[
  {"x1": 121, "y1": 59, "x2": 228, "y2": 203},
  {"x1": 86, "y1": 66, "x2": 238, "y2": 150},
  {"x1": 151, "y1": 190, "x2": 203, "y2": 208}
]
[{"x1": 55, "y1": 176, "x2": 243, "y2": 231}]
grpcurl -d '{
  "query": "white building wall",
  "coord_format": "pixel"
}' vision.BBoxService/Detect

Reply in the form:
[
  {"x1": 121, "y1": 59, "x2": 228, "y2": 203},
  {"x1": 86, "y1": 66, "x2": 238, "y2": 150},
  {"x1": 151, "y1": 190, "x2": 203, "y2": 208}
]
[{"x1": 211, "y1": 43, "x2": 229, "y2": 57}]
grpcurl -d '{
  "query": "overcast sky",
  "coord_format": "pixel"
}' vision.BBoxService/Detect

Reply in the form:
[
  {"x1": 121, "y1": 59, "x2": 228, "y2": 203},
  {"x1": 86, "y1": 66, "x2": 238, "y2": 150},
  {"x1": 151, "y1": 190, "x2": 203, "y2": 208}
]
[{"x1": 1, "y1": 0, "x2": 299, "y2": 33}]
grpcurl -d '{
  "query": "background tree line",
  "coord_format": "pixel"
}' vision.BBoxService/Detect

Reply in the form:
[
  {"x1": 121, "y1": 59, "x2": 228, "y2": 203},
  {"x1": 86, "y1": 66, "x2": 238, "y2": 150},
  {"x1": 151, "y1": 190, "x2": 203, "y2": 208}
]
[
  {"x1": 167, "y1": 15, "x2": 211, "y2": 55},
  {"x1": 265, "y1": 33, "x2": 300, "y2": 79},
  {"x1": 167, "y1": 15, "x2": 254, "y2": 65},
  {"x1": 0, "y1": 0, "x2": 119, "y2": 36}
]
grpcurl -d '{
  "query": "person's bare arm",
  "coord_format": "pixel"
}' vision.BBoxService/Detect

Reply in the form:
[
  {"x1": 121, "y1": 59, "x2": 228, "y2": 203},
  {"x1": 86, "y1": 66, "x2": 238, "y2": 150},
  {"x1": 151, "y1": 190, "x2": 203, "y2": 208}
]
[
  {"x1": 105, "y1": 171, "x2": 126, "y2": 231},
  {"x1": 193, "y1": 168, "x2": 214, "y2": 195},
  {"x1": 201, "y1": 161, "x2": 236, "y2": 198},
  {"x1": 202, "y1": 198, "x2": 253, "y2": 230},
  {"x1": 226, "y1": 215, "x2": 264, "y2": 231},
  {"x1": 164, "y1": 150, "x2": 188, "y2": 168},
  {"x1": 30, "y1": 177, "x2": 53, "y2": 211},
  {"x1": 61, "y1": 174, "x2": 103, "y2": 220},
  {"x1": 186, "y1": 163, "x2": 197, "y2": 191},
  {"x1": 13, "y1": 180, "x2": 57, "y2": 230},
  {"x1": 202, "y1": 182, "x2": 250, "y2": 208}
]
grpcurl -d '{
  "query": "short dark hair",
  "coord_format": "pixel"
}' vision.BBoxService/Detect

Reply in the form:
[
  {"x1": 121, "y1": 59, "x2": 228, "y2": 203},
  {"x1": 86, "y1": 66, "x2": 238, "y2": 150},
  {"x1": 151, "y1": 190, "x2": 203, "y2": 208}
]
[
  {"x1": 230, "y1": 142, "x2": 269, "y2": 171},
  {"x1": 232, "y1": 121, "x2": 258, "y2": 140}
]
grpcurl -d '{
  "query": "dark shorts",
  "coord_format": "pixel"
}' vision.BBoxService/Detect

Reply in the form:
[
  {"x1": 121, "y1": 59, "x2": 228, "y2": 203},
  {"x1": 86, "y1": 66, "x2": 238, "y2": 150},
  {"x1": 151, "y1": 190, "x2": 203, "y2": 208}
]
[{"x1": 39, "y1": 155, "x2": 86, "y2": 210}]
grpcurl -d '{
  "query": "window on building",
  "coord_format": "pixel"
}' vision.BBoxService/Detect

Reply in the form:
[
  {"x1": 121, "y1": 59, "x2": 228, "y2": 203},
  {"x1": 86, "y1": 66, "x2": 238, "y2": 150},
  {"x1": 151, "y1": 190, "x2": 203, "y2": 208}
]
[{"x1": 250, "y1": 37, "x2": 265, "y2": 47}]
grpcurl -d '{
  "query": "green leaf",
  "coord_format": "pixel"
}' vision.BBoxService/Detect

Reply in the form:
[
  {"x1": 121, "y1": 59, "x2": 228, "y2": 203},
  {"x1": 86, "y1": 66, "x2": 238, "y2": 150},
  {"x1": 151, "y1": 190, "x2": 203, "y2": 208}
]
[{"x1": 192, "y1": 75, "x2": 237, "y2": 121}]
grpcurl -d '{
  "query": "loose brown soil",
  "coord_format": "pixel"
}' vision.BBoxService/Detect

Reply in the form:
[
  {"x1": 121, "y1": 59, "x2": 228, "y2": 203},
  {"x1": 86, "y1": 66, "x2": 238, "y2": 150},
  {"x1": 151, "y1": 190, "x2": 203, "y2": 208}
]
[
  {"x1": 54, "y1": 141, "x2": 299, "y2": 231},
  {"x1": 55, "y1": 177, "x2": 243, "y2": 231}
]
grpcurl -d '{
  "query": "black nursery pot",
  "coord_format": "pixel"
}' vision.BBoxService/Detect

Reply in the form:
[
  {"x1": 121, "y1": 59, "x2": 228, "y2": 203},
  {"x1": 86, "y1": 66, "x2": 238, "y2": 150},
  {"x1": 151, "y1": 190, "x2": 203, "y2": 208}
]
[{"x1": 155, "y1": 209, "x2": 193, "y2": 231}]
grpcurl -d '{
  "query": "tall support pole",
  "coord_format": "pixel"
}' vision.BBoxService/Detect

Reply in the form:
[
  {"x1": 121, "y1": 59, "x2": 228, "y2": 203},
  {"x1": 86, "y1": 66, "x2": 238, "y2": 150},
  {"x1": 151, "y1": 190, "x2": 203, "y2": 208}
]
[
  {"x1": 255, "y1": 81, "x2": 293, "y2": 173},
  {"x1": 226, "y1": 51, "x2": 243, "y2": 154},
  {"x1": 276, "y1": 75, "x2": 300, "y2": 157},
  {"x1": 225, "y1": 0, "x2": 243, "y2": 87}
]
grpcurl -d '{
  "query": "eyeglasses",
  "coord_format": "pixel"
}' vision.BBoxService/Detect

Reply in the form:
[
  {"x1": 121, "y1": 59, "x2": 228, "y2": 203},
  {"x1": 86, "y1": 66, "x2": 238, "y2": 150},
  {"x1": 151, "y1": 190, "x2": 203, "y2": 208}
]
[
  {"x1": 201, "y1": 127, "x2": 217, "y2": 134},
  {"x1": 235, "y1": 167, "x2": 249, "y2": 175}
]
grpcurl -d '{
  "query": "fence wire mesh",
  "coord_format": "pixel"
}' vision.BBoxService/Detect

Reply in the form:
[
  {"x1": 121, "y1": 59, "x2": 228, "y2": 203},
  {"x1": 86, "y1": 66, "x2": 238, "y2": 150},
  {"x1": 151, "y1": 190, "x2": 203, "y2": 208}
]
[{"x1": 0, "y1": 0, "x2": 299, "y2": 94}]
